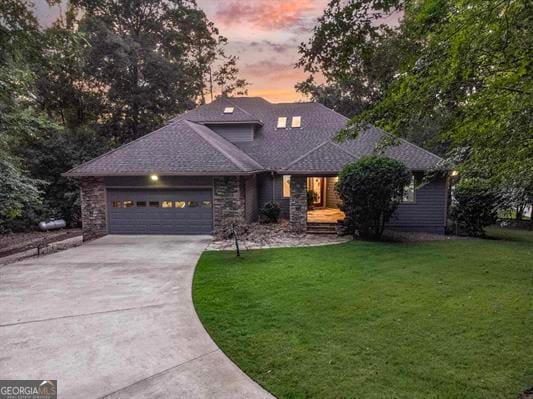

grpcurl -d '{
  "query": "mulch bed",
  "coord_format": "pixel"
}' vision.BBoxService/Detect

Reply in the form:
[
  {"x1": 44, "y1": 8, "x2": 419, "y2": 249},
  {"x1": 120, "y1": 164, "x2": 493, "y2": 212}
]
[{"x1": 0, "y1": 229, "x2": 83, "y2": 258}]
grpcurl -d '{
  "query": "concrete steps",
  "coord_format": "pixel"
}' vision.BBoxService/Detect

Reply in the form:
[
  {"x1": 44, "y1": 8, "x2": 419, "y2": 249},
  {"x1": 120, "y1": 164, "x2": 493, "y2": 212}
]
[{"x1": 307, "y1": 222, "x2": 338, "y2": 235}]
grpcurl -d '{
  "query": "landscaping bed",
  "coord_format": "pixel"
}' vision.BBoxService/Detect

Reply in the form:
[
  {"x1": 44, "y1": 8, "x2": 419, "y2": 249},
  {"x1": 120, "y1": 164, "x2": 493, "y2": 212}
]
[
  {"x1": 193, "y1": 227, "x2": 533, "y2": 398},
  {"x1": 0, "y1": 229, "x2": 83, "y2": 258}
]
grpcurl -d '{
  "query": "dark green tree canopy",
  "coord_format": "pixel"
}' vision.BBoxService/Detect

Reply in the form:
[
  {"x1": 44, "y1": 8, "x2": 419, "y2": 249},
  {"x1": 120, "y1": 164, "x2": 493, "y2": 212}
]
[{"x1": 337, "y1": 156, "x2": 411, "y2": 240}]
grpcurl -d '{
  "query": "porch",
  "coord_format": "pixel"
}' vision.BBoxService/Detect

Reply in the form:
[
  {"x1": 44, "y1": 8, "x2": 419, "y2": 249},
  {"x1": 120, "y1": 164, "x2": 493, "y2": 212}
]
[
  {"x1": 307, "y1": 208, "x2": 345, "y2": 223},
  {"x1": 288, "y1": 175, "x2": 344, "y2": 234}
]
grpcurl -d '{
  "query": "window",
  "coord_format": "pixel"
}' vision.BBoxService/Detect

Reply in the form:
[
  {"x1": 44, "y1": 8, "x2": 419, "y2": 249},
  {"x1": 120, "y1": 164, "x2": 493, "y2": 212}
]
[
  {"x1": 402, "y1": 175, "x2": 415, "y2": 203},
  {"x1": 112, "y1": 200, "x2": 122, "y2": 208},
  {"x1": 291, "y1": 116, "x2": 301, "y2": 128},
  {"x1": 188, "y1": 201, "x2": 199, "y2": 207},
  {"x1": 161, "y1": 201, "x2": 173, "y2": 208},
  {"x1": 277, "y1": 116, "x2": 287, "y2": 128},
  {"x1": 282, "y1": 175, "x2": 291, "y2": 198},
  {"x1": 175, "y1": 201, "x2": 186, "y2": 208},
  {"x1": 201, "y1": 201, "x2": 212, "y2": 208},
  {"x1": 149, "y1": 201, "x2": 159, "y2": 207},
  {"x1": 136, "y1": 201, "x2": 146, "y2": 207},
  {"x1": 223, "y1": 106, "x2": 234, "y2": 114},
  {"x1": 123, "y1": 200, "x2": 134, "y2": 208}
]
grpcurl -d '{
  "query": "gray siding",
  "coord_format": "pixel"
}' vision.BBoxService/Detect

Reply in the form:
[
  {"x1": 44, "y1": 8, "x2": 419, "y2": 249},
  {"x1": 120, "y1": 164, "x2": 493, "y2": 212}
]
[
  {"x1": 325, "y1": 177, "x2": 341, "y2": 208},
  {"x1": 257, "y1": 173, "x2": 290, "y2": 218},
  {"x1": 245, "y1": 175, "x2": 258, "y2": 223},
  {"x1": 207, "y1": 124, "x2": 254, "y2": 143},
  {"x1": 104, "y1": 176, "x2": 212, "y2": 188},
  {"x1": 386, "y1": 177, "x2": 448, "y2": 233}
]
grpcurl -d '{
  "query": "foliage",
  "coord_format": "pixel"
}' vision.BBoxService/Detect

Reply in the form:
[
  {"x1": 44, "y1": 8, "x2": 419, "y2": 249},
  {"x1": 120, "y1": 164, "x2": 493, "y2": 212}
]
[
  {"x1": 69, "y1": 0, "x2": 247, "y2": 143},
  {"x1": 16, "y1": 126, "x2": 112, "y2": 227},
  {"x1": 0, "y1": 0, "x2": 247, "y2": 233},
  {"x1": 344, "y1": 0, "x2": 532, "y2": 187},
  {"x1": 194, "y1": 228, "x2": 533, "y2": 398},
  {"x1": 259, "y1": 201, "x2": 281, "y2": 224},
  {"x1": 306, "y1": 190, "x2": 318, "y2": 207},
  {"x1": 450, "y1": 178, "x2": 498, "y2": 237},
  {"x1": 337, "y1": 156, "x2": 411, "y2": 239},
  {"x1": 296, "y1": 0, "x2": 405, "y2": 118},
  {"x1": 0, "y1": 158, "x2": 45, "y2": 233}
]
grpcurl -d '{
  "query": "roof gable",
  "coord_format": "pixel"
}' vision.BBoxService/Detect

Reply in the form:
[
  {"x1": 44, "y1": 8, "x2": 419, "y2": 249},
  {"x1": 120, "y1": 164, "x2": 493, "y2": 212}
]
[{"x1": 65, "y1": 119, "x2": 262, "y2": 176}]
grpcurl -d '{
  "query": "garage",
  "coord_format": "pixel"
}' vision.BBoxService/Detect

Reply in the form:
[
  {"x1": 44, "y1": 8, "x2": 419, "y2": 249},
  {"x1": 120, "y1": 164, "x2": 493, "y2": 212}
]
[{"x1": 107, "y1": 188, "x2": 213, "y2": 234}]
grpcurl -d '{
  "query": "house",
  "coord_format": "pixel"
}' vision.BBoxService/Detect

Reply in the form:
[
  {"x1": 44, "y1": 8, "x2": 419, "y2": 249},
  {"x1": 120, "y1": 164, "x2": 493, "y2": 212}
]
[{"x1": 64, "y1": 97, "x2": 448, "y2": 240}]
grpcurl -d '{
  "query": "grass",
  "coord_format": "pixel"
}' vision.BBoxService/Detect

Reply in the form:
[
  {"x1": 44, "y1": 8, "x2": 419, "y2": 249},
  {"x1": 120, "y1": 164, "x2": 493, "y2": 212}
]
[{"x1": 193, "y1": 227, "x2": 533, "y2": 399}]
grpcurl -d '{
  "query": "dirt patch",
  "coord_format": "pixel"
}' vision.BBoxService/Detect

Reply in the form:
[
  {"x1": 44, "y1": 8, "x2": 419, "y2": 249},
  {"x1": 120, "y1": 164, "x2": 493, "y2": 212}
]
[{"x1": 0, "y1": 229, "x2": 83, "y2": 258}]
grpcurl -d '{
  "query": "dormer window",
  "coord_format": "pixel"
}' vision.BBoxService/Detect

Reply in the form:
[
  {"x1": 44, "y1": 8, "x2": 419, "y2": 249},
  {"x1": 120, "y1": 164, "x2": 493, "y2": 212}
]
[
  {"x1": 291, "y1": 116, "x2": 301, "y2": 128},
  {"x1": 277, "y1": 116, "x2": 287, "y2": 128},
  {"x1": 223, "y1": 107, "x2": 234, "y2": 114}
]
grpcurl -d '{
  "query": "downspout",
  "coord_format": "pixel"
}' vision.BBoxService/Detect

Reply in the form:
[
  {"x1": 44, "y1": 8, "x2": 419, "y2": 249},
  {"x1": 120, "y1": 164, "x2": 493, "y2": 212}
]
[{"x1": 271, "y1": 171, "x2": 275, "y2": 201}]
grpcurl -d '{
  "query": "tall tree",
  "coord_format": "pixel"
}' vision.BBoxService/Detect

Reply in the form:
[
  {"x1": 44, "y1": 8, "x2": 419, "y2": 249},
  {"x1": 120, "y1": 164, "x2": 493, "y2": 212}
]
[
  {"x1": 70, "y1": 0, "x2": 247, "y2": 143},
  {"x1": 297, "y1": 0, "x2": 405, "y2": 118},
  {"x1": 347, "y1": 0, "x2": 532, "y2": 185}
]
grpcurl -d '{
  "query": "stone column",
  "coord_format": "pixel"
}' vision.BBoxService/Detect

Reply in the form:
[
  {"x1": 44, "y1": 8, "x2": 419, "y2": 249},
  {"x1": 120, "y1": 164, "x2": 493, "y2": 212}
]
[
  {"x1": 289, "y1": 175, "x2": 307, "y2": 232},
  {"x1": 80, "y1": 176, "x2": 107, "y2": 241},
  {"x1": 213, "y1": 176, "x2": 246, "y2": 231}
]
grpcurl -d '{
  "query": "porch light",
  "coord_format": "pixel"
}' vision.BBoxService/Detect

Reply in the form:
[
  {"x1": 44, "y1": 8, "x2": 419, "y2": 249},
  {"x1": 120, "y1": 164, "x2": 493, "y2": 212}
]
[
  {"x1": 150, "y1": 174, "x2": 159, "y2": 181},
  {"x1": 451, "y1": 170, "x2": 459, "y2": 177}
]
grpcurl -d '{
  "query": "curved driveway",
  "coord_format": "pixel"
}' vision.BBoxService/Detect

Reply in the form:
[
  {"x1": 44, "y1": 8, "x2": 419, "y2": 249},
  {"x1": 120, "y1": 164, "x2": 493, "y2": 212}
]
[{"x1": 0, "y1": 235, "x2": 273, "y2": 399}]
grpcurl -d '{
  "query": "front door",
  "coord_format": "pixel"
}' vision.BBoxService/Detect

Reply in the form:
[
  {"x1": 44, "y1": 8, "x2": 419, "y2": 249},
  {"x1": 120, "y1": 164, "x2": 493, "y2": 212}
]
[{"x1": 307, "y1": 177, "x2": 324, "y2": 207}]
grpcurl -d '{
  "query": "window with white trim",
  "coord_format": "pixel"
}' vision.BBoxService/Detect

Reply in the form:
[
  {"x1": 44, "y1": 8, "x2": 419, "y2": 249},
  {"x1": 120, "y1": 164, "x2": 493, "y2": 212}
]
[
  {"x1": 223, "y1": 106, "x2": 234, "y2": 114},
  {"x1": 277, "y1": 116, "x2": 287, "y2": 128},
  {"x1": 402, "y1": 175, "x2": 416, "y2": 203},
  {"x1": 282, "y1": 175, "x2": 291, "y2": 198}
]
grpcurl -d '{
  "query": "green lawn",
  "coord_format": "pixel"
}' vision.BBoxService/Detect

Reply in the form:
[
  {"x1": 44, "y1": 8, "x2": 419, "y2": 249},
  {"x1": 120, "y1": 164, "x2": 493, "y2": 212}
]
[{"x1": 193, "y1": 228, "x2": 533, "y2": 399}]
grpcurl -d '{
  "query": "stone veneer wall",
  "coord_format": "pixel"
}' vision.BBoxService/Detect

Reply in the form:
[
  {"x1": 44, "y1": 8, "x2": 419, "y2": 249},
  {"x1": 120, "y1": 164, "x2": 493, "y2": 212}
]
[
  {"x1": 289, "y1": 175, "x2": 307, "y2": 232},
  {"x1": 80, "y1": 177, "x2": 107, "y2": 241},
  {"x1": 213, "y1": 176, "x2": 246, "y2": 230}
]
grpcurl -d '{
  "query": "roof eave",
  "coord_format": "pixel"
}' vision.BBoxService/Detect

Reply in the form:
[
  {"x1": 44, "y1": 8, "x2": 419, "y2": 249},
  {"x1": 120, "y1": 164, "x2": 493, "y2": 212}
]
[{"x1": 62, "y1": 170, "x2": 264, "y2": 178}]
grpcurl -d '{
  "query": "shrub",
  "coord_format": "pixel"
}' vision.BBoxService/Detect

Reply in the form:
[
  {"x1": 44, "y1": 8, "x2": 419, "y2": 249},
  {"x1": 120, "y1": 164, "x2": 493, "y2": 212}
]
[
  {"x1": 259, "y1": 201, "x2": 281, "y2": 223},
  {"x1": 450, "y1": 178, "x2": 498, "y2": 237},
  {"x1": 337, "y1": 156, "x2": 411, "y2": 240}
]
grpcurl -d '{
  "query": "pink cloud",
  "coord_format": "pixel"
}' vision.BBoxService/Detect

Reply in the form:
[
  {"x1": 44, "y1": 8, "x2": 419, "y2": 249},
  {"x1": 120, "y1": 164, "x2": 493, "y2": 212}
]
[
  {"x1": 241, "y1": 61, "x2": 303, "y2": 80},
  {"x1": 215, "y1": 0, "x2": 321, "y2": 31}
]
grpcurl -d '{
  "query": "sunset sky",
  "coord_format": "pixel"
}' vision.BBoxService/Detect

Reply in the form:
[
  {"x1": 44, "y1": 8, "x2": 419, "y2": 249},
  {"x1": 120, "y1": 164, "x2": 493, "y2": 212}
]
[{"x1": 33, "y1": 1, "x2": 400, "y2": 103}]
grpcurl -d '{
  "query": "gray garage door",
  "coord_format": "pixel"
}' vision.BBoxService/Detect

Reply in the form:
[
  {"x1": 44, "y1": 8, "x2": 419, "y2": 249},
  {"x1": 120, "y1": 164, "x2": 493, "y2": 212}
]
[{"x1": 107, "y1": 188, "x2": 213, "y2": 234}]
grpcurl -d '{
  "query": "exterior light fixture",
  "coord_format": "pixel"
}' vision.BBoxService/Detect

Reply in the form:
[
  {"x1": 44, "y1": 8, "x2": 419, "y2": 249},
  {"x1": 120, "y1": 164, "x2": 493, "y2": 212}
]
[
  {"x1": 451, "y1": 170, "x2": 459, "y2": 177},
  {"x1": 150, "y1": 174, "x2": 159, "y2": 181}
]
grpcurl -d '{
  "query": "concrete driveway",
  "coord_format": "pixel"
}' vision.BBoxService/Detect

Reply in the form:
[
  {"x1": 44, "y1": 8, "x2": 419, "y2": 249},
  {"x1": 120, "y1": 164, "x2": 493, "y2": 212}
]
[{"x1": 0, "y1": 235, "x2": 273, "y2": 399}]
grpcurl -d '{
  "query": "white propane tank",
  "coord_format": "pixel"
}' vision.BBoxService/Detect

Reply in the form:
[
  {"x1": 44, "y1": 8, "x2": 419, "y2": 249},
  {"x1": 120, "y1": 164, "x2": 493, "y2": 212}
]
[{"x1": 38, "y1": 219, "x2": 67, "y2": 231}]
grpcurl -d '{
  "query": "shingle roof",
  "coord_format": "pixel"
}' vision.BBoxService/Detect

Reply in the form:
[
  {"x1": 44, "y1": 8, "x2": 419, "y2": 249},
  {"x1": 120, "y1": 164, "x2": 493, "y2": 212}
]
[
  {"x1": 64, "y1": 119, "x2": 263, "y2": 176},
  {"x1": 65, "y1": 96, "x2": 444, "y2": 177}
]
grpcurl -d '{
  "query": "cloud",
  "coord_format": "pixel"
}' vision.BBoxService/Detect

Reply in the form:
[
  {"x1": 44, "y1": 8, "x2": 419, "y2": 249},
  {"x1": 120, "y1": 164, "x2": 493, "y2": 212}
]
[
  {"x1": 241, "y1": 61, "x2": 302, "y2": 79},
  {"x1": 215, "y1": 0, "x2": 323, "y2": 31},
  {"x1": 248, "y1": 40, "x2": 294, "y2": 54}
]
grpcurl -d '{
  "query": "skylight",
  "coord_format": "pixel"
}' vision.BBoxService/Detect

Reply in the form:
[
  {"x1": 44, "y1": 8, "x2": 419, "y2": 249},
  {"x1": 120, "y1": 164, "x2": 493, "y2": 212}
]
[
  {"x1": 277, "y1": 116, "x2": 287, "y2": 128},
  {"x1": 292, "y1": 116, "x2": 301, "y2": 128},
  {"x1": 223, "y1": 107, "x2": 234, "y2": 114}
]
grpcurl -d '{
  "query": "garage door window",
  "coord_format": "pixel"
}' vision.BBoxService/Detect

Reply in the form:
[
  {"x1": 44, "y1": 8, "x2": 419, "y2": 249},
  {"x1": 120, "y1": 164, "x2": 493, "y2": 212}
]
[
  {"x1": 188, "y1": 201, "x2": 199, "y2": 207},
  {"x1": 161, "y1": 201, "x2": 173, "y2": 208},
  {"x1": 136, "y1": 201, "x2": 146, "y2": 207},
  {"x1": 201, "y1": 201, "x2": 212, "y2": 208},
  {"x1": 149, "y1": 201, "x2": 159, "y2": 207},
  {"x1": 175, "y1": 201, "x2": 186, "y2": 208},
  {"x1": 123, "y1": 200, "x2": 134, "y2": 208},
  {"x1": 112, "y1": 201, "x2": 122, "y2": 208}
]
